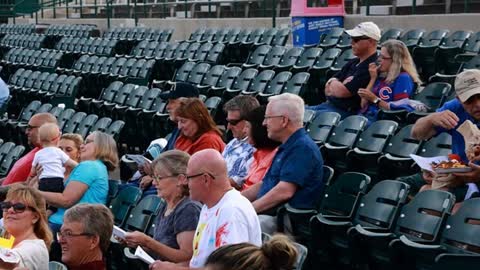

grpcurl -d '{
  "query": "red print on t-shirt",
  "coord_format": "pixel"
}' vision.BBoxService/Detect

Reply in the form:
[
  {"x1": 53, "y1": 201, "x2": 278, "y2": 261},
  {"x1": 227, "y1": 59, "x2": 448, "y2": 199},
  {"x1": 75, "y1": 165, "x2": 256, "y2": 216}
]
[{"x1": 215, "y1": 223, "x2": 229, "y2": 247}]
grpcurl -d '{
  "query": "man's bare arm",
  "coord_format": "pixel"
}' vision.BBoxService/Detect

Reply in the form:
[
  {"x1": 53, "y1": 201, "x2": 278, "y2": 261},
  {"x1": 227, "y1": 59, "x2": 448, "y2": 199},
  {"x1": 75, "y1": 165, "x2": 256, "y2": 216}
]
[{"x1": 252, "y1": 181, "x2": 297, "y2": 213}]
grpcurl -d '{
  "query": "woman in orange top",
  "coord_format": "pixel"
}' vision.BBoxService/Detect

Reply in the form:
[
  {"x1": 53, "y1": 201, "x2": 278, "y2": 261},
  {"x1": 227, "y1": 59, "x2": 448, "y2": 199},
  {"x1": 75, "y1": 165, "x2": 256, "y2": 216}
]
[
  {"x1": 242, "y1": 106, "x2": 281, "y2": 191},
  {"x1": 174, "y1": 98, "x2": 225, "y2": 155}
]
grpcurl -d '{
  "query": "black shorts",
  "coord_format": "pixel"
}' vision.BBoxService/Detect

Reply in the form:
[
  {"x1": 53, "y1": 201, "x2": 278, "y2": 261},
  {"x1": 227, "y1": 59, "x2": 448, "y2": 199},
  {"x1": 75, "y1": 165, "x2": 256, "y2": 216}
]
[{"x1": 39, "y1": 177, "x2": 64, "y2": 193}]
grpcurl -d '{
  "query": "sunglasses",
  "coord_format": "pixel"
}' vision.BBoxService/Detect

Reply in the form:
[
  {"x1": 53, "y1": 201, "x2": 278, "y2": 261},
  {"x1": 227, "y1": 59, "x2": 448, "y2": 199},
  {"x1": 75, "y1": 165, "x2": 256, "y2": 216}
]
[
  {"x1": 351, "y1": 36, "x2": 371, "y2": 42},
  {"x1": 1, "y1": 201, "x2": 34, "y2": 213},
  {"x1": 226, "y1": 118, "x2": 243, "y2": 126}
]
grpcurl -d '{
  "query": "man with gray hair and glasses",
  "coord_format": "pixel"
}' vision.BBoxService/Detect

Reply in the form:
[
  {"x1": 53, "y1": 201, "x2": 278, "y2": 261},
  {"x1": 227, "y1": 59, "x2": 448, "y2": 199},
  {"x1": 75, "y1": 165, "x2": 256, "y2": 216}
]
[{"x1": 242, "y1": 93, "x2": 326, "y2": 233}]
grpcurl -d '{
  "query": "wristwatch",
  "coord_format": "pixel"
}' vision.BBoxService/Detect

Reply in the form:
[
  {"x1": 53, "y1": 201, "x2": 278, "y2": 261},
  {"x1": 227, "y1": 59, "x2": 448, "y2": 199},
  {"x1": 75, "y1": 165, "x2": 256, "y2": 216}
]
[{"x1": 373, "y1": 97, "x2": 381, "y2": 105}]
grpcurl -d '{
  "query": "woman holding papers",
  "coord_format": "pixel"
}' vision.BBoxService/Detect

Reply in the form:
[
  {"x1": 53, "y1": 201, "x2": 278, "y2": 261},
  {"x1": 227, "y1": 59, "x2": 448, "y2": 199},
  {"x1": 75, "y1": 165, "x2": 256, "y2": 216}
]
[
  {"x1": 123, "y1": 150, "x2": 201, "y2": 263},
  {"x1": 0, "y1": 185, "x2": 52, "y2": 270}
]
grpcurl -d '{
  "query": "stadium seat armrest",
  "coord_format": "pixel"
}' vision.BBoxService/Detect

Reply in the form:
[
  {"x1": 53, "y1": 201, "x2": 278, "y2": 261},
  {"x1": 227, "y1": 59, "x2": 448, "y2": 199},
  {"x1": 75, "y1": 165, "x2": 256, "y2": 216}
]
[
  {"x1": 353, "y1": 224, "x2": 393, "y2": 238},
  {"x1": 399, "y1": 235, "x2": 442, "y2": 250}
]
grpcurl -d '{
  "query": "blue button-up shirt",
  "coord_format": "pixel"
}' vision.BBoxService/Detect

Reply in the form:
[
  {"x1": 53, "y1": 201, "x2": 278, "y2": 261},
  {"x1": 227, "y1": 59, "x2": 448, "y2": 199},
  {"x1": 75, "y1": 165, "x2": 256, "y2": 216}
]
[{"x1": 257, "y1": 128, "x2": 325, "y2": 209}]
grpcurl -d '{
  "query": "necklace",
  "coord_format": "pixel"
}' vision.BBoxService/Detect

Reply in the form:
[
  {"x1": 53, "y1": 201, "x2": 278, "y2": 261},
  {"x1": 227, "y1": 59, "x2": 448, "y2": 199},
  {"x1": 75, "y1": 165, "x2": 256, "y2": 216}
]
[{"x1": 164, "y1": 197, "x2": 185, "y2": 216}]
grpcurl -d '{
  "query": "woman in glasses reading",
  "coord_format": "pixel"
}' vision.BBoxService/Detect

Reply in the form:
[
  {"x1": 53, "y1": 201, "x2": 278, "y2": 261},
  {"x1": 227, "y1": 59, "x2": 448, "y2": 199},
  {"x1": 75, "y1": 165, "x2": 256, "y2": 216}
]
[
  {"x1": 0, "y1": 184, "x2": 52, "y2": 270},
  {"x1": 121, "y1": 150, "x2": 201, "y2": 264}
]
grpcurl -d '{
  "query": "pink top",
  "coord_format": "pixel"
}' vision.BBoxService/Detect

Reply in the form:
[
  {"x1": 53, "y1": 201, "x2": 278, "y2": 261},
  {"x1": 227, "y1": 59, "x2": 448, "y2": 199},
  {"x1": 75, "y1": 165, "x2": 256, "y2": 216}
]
[{"x1": 242, "y1": 147, "x2": 278, "y2": 191}]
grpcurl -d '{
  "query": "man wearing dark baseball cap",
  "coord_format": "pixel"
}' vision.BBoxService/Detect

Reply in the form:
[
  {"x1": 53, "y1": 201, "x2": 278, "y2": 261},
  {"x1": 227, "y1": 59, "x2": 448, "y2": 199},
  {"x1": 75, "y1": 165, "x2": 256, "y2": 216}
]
[
  {"x1": 412, "y1": 69, "x2": 480, "y2": 200},
  {"x1": 159, "y1": 81, "x2": 199, "y2": 100},
  {"x1": 307, "y1": 21, "x2": 380, "y2": 119}
]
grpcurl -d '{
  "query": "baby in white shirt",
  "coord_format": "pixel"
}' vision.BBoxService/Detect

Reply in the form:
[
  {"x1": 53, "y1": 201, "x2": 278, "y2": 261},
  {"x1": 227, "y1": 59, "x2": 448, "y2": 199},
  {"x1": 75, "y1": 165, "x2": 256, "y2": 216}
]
[{"x1": 28, "y1": 123, "x2": 78, "y2": 211}]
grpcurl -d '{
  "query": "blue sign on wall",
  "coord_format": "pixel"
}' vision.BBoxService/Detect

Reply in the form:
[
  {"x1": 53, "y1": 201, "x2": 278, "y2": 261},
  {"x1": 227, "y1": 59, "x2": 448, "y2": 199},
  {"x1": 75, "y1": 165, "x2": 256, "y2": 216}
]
[{"x1": 292, "y1": 16, "x2": 344, "y2": 47}]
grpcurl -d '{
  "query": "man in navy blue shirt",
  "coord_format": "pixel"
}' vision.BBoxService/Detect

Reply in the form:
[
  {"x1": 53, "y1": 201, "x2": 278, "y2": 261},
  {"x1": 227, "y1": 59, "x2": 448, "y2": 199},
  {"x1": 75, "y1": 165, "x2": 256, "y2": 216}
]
[
  {"x1": 308, "y1": 22, "x2": 380, "y2": 119},
  {"x1": 242, "y1": 93, "x2": 325, "y2": 233},
  {"x1": 411, "y1": 69, "x2": 480, "y2": 200}
]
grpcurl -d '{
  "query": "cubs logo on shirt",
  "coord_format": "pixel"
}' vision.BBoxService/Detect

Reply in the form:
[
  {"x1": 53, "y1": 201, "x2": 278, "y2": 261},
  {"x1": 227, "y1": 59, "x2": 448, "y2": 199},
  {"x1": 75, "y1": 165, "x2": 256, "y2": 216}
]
[{"x1": 379, "y1": 86, "x2": 392, "y2": 100}]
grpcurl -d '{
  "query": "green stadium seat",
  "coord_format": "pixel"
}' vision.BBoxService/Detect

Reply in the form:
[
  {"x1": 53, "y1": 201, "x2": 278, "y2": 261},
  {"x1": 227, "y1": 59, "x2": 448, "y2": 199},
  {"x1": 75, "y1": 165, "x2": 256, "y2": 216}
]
[
  {"x1": 307, "y1": 47, "x2": 342, "y2": 103},
  {"x1": 306, "y1": 111, "x2": 341, "y2": 146},
  {"x1": 240, "y1": 69, "x2": 275, "y2": 96},
  {"x1": 406, "y1": 82, "x2": 452, "y2": 124},
  {"x1": 108, "y1": 186, "x2": 142, "y2": 227},
  {"x1": 393, "y1": 197, "x2": 480, "y2": 270},
  {"x1": 321, "y1": 115, "x2": 368, "y2": 172},
  {"x1": 335, "y1": 31, "x2": 352, "y2": 51},
  {"x1": 207, "y1": 66, "x2": 242, "y2": 97},
  {"x1": 378, "y1": 28, "x2": 403, "y2": 47},
  {"x1": 240, "y1": 44, "x2": 271, "y2": 69},
  {"x1": 311, "y1": 180, "x2": 409, "y2": 269},
  {"x1": 196, "y1": 65, "x2": 225, "y2": 95},
  {"x1": 222, "y1": 68, "x2": 259, "y2": 101},
  {"x1": 400, "y1": 28, "x2": 426, "y2": 52},
  {"x1": 89, "y1": 117, "x2": 113, "y2": 134},
  {"x1": 435, "y1": 30, "x2": 475, "y2": 75},
  {"x1": 258, "y1": 46, "x2": 287, "y2": 71},
  {"x1": 353, "y1": 189, "x2": 455, "y2": 270},
  {"x1": 62, "y1": 111, "x2": 87, "y2": 134},
  {"x1": 292, "y1": 47, "x2": 323, "y2": 73},
  {"x1": 378, "y1": 124, "x2": 424, "y2": 180},
  {"x1": 345, "y1": 120, "x2": 399, "y2": 177},
  {"x1": 105, "y1": 120, "x2": 125, "y2": 141},
  {"x1": 273, "y1": 47, "x2": 304, "y2": 73},
  {"x1": 49, "y1": 261, "x2": 68, "y2": 270},
  {"x1": 318, "y1": 27, "x2": 344, "y2": 49},
  {"x1": 256, "y1": 71, "x2": 292, "y2": 103},
  {"x1": 74, "y1": 114, "x2": 99, "y2": 138},
  {"x1": 57, "y1": 108, "x2": 75, "y2": 131},
  {"x1": 271, "y1": 28, "x2": 290, "y2": 47},
  {"x1": 412, "y1": 29, "x2": 450, "y2": 80},
  {"x1": 0, "y1": 144, "x2": 25, "y2": 177},
  {"x1": 281, "y1": 72, "x2": 310, "y2": 98}
]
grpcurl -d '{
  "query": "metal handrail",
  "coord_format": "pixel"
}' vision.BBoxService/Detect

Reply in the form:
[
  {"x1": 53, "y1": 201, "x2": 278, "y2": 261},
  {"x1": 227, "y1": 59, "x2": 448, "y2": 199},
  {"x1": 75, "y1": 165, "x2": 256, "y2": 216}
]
[{"x1": 32, "y1": 0, "x2": 284, "y2": 27}]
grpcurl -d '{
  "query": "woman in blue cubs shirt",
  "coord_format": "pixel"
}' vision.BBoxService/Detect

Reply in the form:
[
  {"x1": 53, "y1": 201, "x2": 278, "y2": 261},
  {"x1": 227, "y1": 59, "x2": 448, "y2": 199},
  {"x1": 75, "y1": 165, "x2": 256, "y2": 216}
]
[{"x1": 358, "y1": 40, "x2": 421, "y2": 123}]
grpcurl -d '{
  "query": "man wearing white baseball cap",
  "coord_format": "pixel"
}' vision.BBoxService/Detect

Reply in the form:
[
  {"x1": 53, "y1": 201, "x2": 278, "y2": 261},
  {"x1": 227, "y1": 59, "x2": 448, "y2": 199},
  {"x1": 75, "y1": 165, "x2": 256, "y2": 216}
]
[
  {"x1": 412, "y1": 69, "x2": 480, "y2": 200},
  {"x1": 308, "y1": 21, "x2": 380, "y2": 119}
]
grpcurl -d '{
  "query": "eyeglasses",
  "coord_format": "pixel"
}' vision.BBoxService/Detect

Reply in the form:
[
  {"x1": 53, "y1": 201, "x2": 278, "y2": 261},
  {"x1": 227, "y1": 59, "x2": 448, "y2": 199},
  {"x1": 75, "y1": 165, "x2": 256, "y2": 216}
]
[
  {"x1": 26, "y1": 125, "x2": 39, "y2": 131},
  {"x1": 153, "y1": 174, "x2": 179, "y2": 182},
  {"x1": 185, "y1": 172, "x2": 216, "y2": 181},
  {"x1": 0, "y1": 202, "x2": 34, "y2": 213},
  {"x1": 83, "y1": 139, "x2": 94, "y2": 145},
  {"x1": 226, "y1": 118, "x2": 243, "y2": 126},
  {"x1": 351, "y1": 36, "x2": 371, "y2": 43},
  {"x1": 264, "y1": 115, "x2": 284, "y2": 120},
  {"x1": 379, "y1": 54, "x2": 392, "y2": 60},
  {"x1": 57, "y1": 231, "x2": 94, "y2": 240}
]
